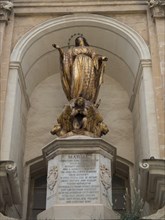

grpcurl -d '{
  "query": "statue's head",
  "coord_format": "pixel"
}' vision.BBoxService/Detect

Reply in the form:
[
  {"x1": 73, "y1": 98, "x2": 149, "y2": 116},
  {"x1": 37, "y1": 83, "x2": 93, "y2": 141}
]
[
  {"x1": 75, "y1": 36, "x2": 89, "y2": 47},
  {"x1": 75, "y1": 97, "x2": 85, "y2": 108}
]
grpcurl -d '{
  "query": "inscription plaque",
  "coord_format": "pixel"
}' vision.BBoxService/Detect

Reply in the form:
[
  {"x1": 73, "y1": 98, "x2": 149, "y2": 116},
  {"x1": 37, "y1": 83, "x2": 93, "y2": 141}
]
[
  {"x1": 46, "y1": 153, "x2": 112, "y2": 209},
  {"x1": 42, "y1": 138, "x2": 118, "y2": 219},
  {"x1": 58, "y1": 154, "x2": 99, "y2": 203}
]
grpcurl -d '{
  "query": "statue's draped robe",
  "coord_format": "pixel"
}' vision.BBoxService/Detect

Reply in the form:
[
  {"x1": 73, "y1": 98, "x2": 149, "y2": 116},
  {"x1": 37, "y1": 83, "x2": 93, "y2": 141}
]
[{"x1": 60, "y1": 46, "x2": 105, "y2": 103}]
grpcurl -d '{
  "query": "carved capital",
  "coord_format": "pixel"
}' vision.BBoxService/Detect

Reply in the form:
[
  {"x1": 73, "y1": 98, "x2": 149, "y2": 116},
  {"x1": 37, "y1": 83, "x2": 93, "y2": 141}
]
[
  {"x1": 0, "y1": 161, "x2": 21, "y2": 213},
  {"x1": 0, "y1": 1, "x2": 13, "y2": 24},
  {"x1": 148, "y1": 0, "x2": 165, "y2": 20}
]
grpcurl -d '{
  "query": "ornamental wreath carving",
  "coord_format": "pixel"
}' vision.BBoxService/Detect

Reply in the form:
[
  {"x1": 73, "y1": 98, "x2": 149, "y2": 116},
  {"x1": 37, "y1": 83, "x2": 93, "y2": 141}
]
[
  {"x1": 47, "y1": 166, "x2": 58, "y2": 191},
  {"x1": 100, "y1": 164, "x2": 111, "y2": 190}
]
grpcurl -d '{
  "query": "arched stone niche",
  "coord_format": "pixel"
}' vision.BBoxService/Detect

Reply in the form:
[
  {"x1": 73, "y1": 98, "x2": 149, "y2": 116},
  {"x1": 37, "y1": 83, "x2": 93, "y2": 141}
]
[
  {"x1": 1, "y1": 14, "x2": 159, "y2": 185},
  {"x1": 24, "y1": 74, "x2": 134, "y2": 163}
]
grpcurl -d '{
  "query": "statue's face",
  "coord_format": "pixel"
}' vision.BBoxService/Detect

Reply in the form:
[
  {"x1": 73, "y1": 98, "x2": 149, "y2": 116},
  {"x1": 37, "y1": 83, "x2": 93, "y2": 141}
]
[
  {"x1": 75, "y1": 97, "x2": 85, "y2": 107},
  {"x1": 77, "y1": 37, "x2": 85, "y2": 46}
]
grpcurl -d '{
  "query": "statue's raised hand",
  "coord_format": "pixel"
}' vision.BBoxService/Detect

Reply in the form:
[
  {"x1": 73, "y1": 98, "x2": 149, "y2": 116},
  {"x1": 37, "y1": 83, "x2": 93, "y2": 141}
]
[
  {"x1": 52, "y1": 44, "x2": 60, "y2": 49},
  {"x1": 52, "y1": 44, "x2": 63, "y2": 58},
  {"x1": 102, "y1": 56, "x2": 108, "y2": 61}
]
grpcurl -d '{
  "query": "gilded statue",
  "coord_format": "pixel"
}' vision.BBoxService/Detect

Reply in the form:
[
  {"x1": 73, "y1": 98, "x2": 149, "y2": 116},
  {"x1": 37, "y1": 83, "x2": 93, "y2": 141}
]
[
  {"x1": 51, "y1": 104, "x2": 73, "y2": 136},
  {"x1": 51, "y1": 35, "x2": 109, "y2": 137},
  {"x1": 51, "y1": 97, "x2": 109, "y2": 137},
  {"x1": 52, "y1": 35, "x2": 108, "y2": 103}
]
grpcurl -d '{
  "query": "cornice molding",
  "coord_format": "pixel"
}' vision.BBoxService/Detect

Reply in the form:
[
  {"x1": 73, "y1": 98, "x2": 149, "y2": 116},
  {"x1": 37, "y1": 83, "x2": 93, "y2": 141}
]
[
  {"x1": 0, "y1": 1, "x2": 13, "y2": 24},
  {"x1": 14, "y1": 0, "x2": 147, "y2": 7},
  {"x1": 13, "y1": 1, "x2": 147, "y2": 15}
]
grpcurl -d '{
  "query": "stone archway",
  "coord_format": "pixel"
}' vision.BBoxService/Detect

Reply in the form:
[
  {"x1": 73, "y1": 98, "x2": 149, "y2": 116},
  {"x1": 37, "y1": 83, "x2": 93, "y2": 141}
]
[{"x1": 1, "y1": 14, "x2": 159, "y2": 184}]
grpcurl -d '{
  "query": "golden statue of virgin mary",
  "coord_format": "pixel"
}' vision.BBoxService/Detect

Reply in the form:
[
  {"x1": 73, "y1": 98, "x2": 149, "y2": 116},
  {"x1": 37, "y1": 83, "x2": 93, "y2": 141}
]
[
  {"x1": 53, "y1": 36, "x2": 108, "y2": 103},
  {"x1": 51, "y1": 35, "x2": 109, "y2": 137}
]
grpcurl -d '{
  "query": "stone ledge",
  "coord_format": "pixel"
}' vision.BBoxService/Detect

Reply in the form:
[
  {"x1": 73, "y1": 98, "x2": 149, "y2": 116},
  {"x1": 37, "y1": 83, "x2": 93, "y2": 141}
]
[
  {"x1": 143, "y1": 206, "x2": 165, "y2": 219},
  {"x1": 37, "y1": 204, "x2": 119, "y2": 220},
  {"x1": 13, "y1": 1, "x2": 147, "y2": 15},
  {"x1": 0, "y1": 161, "x2": 21, "y2": 213},
  {"x1": 139, "y1": 159, "x2": 165, "y2": 210},
  {"x1": 0, "y1": 213, "x2": 18, "y2": 220},
  {"x1": 42, "y1": 137, "x2": 117, "y2": 169}
]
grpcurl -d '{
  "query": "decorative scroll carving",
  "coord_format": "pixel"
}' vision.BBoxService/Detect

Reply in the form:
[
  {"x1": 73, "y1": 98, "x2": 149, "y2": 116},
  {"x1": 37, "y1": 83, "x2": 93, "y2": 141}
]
[
  {"x1": 47, "y1": 166, "x2": 58, "y2": 191},
  {"x1": 139, "y1": 161, "x2": 150, "y2": 170},
  {"x1": 0, "y1": 1, "x2": 13, "y2": 23},
  {"x1": 148, "y1": 0, "x2": 165, "y2": 19},
  {"x1": 100, "y1": 164, "x2": 111, "y2": 190}
]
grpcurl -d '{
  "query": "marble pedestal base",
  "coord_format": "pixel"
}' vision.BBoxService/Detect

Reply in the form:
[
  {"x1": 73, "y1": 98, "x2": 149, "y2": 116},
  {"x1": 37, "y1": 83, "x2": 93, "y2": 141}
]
[
  {"x1": 37, "y1": 204, "x2": 119, "y2": 220},
  {"x1": 37, "y1": 136, "x2": 119, "y2": 220}
]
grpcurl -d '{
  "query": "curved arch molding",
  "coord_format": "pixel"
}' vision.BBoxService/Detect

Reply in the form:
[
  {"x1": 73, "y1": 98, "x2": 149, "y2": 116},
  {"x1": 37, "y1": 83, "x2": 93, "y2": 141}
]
[{"x1": 10, "y1": 14, "x2": 151, "y2": 97}]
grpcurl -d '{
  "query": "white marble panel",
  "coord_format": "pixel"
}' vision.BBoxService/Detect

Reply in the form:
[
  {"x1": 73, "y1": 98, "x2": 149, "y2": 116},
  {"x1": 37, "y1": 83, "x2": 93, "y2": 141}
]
[{"x1": 46, "y1": 153, "x2": 112, "y2": 209}]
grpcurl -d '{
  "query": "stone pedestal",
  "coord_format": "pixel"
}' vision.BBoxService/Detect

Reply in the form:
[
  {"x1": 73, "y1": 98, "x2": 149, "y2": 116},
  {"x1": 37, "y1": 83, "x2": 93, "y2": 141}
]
[{"x1": 37, "y1": 136, "x2": 119, "y2": 220}]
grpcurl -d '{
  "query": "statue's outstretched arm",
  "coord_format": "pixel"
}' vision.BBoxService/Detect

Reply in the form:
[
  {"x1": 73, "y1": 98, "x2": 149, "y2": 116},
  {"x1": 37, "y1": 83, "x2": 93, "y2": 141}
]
[
  {"x1": 52, "y1": 44, "x2": 64, "y2": 59},
  {"x1": 96, "y1": 55, "x2": 108, "y2": 62},
  {"x1": 101, "y1": 56, "x2": 108, "y2": 61}
]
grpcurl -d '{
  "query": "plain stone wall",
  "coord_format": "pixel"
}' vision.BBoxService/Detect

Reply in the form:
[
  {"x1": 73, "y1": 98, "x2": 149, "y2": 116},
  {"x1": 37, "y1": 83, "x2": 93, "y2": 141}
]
[{"x1": 155, "y1": 18, "x2": 165, "y2": 158}]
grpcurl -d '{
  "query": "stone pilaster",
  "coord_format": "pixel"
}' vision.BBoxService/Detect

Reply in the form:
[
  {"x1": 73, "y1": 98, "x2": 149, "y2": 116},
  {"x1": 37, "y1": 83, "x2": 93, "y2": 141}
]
[
  {"x1": 148, "y1": 0, "x2": 165, "y2": 158},
  {"x1": 0, "y1": 0, "x2": 14, "y2": 139},
  {"x1": 38, "y1": 137, "x2": 119, "y2": 220}
]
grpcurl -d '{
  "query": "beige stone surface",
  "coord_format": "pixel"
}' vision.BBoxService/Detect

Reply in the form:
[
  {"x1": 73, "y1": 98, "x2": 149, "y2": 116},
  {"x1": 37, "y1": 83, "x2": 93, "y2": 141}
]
[
  {"x1": 155, "y1": 18, "x2": 165, "y2": 155},
  {"x1": 0, "y1": 213, "x2": 18, "y2": 220},
  {"x1": 12, "y1": 15, "x2": 56, "y2": 48},
  {"x1": 0, "y1": 14, "x2": 14, "y2": 138},
  {"x1": 37, "y1": 204, "x2": 119, "y2": 220},
  {"x1": 143, "y1": 206, "x2": 165, "y2": 219},
  {"x1": 147, "y1": 14, "x2": 165, "y2": 158},
  {"x1": 111, "y1": 13, "x2": 149, "y2": 45}
]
